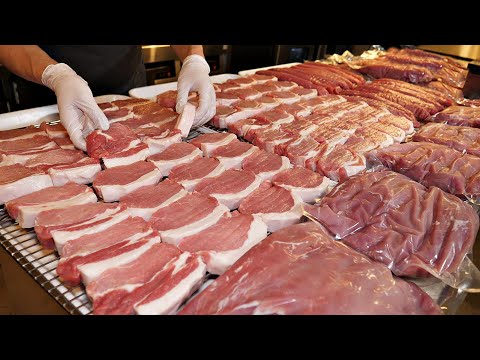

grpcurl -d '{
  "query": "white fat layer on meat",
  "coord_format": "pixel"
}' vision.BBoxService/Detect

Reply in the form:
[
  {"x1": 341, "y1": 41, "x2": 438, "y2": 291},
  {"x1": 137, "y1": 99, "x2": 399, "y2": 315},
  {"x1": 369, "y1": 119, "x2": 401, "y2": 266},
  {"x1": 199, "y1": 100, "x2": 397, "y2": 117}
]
[
  {"x1": 380, "y1": 115, "x2": 415, "y2": 135},
  {"x1": 134, "y1": 256, "x2": 206, "y2": 315},
  {"x1": 275, "y1": 177, "x2": 337, "y2": 204},
  {"x1": 175, "y1": 103, "x2": 196, "y2": 138},
  {"x1": 3, "y1": 143, "x2": 59, "y2": 165},
  {"x1": 53, "y1": 209, "x2": 130, "y2": 255},
  {"x1": 370, "y1": 124, "x2": 406, "y2": 143},
  {"x1": 219, "y1": 108, "x2": 267, "y2": 129},
  {"x1": 49, "y1": 163, "x2": 102, "y2": 186},
  {"x1": 102, "y1": 146, "x2": 150, "y2": 168},
  {"x1": 216, "y1": 98, "x2": 241, "y2": 107},
  {"x1": 126, "y1": 189, "x2": 189, "y2": 221},
  {"x1": 210, "y1": 173, "x2": 263, "y2": 210},
  {"x1": 305, "y1": 97, "x2": 347, "y2": 111},
  {"x1": 0, "y1": 174, "x2": 53, "y2": 205},
  {"x1": 200, "y1": 133, "x2": 237, "y2": 157},
  {"x1": 453, "y1": 220, "x2": 470, "y2": 232},
  {"x1": 79, "y1": 235, "x2": 161, "y2": 285},
  {"x1": 298, "y1": 90, "x2": 318, "y2": 101},
  {"x1": 216, "y1": 146, "x2": 259, "y2": 170},
  {"x1": 148, "y1": 148, "x2": 202, "y2": 176},
  {"x1": 256, "y1": 156, "x2": 291, "y2": 181},
  {"x1": 271, "y1": 95, "x2": 300, "y2": 105},
  {"x1": 0, "y1": 132, "x2": 49, "y2": 143},
  {"x1": 204, "y1": 215, "x2": 268, "y2": 275},
  {"x1": 255, "y1": 192, "x2": 304, "y2": 233},
  {"x1": 264, "y1": 138, "x2": 294, "y2": 154},
  {"x1": 137, "y1": 116, "x2": 177, "y2": 129},
  {"x1": 107, "y1": 112, "x2": 135, "y2": 123},
  {"x1": 160, "y1": 203, "x2": 230, "y2": 246},
  {"x1": 234, "y1": 301, "x2": 260, "y2": 311},
  {"x1": 257, "y1": 100, "x2": 279, "y2": 110},
  {"x1": 73, "y1": 229, "x2": 154, "y2": 258},
  {"x1": 291, "y1": 148, "x2": 323, "y2": 167},
  {"x1": 16, "y1": 191, "x2": 97, "y2": 229},
  {"x1": 179, "y1": 163, "x2": 226, "y2": 192},
  {"x1": 96, "y1": 168, "x2": 162, "y2": 202},
  {"x1": 144, "y1": 133, "x2": 182, "y2": 155},
  {"x1": 270, "y1": 114, "x2": 295, "y2": 128}
]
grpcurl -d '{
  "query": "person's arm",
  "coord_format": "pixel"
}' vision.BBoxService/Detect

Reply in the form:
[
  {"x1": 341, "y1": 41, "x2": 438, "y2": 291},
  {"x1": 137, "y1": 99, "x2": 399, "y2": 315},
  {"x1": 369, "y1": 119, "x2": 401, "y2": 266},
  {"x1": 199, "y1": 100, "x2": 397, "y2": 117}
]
[
  {"x1": 0, "y1": 45, "x2": 108, "y2": 151},
  {"x1": 0, "y1": 45, "x2": 57, "y2": 84},
  {"x1": 170, "y1": 45, "x2": 216, "y2": 128}
]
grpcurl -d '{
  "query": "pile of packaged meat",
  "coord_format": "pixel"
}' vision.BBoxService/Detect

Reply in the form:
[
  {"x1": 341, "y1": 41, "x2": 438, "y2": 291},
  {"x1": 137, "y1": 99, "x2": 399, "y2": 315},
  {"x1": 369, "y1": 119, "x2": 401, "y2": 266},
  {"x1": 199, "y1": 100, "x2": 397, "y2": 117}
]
[{"x1": 1, "y1": 48, "x2": 480, "y2": 315}]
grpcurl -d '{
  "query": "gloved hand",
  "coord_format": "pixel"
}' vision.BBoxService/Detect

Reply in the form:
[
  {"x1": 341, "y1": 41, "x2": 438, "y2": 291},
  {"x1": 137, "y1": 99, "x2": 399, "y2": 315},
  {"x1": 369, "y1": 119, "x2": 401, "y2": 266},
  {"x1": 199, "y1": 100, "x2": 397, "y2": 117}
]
[
  {"x1": 176, "y1": 55, "x2": 216, "y2": 128},
  {"x1": 42, "y1": 63, "x2": 109, "y2": 151}
]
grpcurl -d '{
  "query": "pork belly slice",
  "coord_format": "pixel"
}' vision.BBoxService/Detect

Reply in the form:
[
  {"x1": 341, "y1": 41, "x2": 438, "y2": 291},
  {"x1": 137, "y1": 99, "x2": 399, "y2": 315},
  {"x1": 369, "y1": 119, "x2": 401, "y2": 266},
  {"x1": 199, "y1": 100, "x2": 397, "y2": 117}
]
[
  {"x1": 34, "y1": 202, "x2": 123, "y2": 249},
  {"x1": 228, "y1": 118, "x2": 270, "y2": 138},
  {"x1": 0, "y1": 164, "x2": 53, "y2": 205},
  {"x1": 368, "y1": 122, "x2": 406, "y2": 143},
  {"x1": 120, "y1": 179, "x2": 188, "y2": 221},
  {"x1": 251, "y1": 127, "x2": 300, "y2": 153},
  {"x1": 23, "y1": 148, "x2": 86, "y2": 172},
  {"x1": 227, "y1": 77, "x2": 257, "y2": 87},
  {"x1": 86, "y1": 123, "x2": 150, "y2": 168},
  {"x1": 255, "y1": 96, "x2": 280, "y2": 109},
  {"x1": 238, "y1": 181, "x2": 304, "y2": 232},
  {"x1": 267, "y1": 80, "x2": 298, "y2": 91},
  {"x1": 297, "y1": 94, "x2": 347, "y2": 111},
  {"x1": 56, "y1": 216, "x2": 155, "y2": 286},
  {"x1": 53, "y1": 137, "x2": 76, "y2": 150},
  {"x1": 272, "y1": 166, "x2": 336, "y2": 204},
  {"x1": 274, "y1": 103, "x2": 311, "y2": 118},
  {"x1": 412, "y1": 122, "x2": 480, "y2": 157},
  {"x1": 119, "y1": 110, "x2": 178, "y2": 130},
  {"x1": 90, "y1": 249, "x2": 206, "y2": 315},
  {"x1": 429, "y1": 106, "x2": 480, "y2": 128},
  {"x1": 289, "y1": 87, "x2": 318, "y2": 100},
  {"x1": 242, "y1": 150, "x2": 291, "y2": 181},
  {"x1": 265, "y1": 91, "x2": 301, "y2": 105},
  {"x1": 281, "y1": 136, "x2": 324, "y2": 167},
  {"x1": 156, "y1": 90, "x2": 197, "y2": 108},
  {"x1": 195, "y1": 169, "x2": 263, "y2": 210},
  {"x1": 142, "y1": 130, "x2": 182, "y2": 155},
  {"x1": 366, "y1": 142, "x2": 480, "y2": 197},
  {"x1": 224, "y1": 88, "x2": 262, "y2": 100},
  {"x1": 52, "y1": 206, "x2": 130, "y2": 255},
  {"x1": 5, "y1": 183, "x2": 97, "y2": 228},
  {"x1": 379, "y1": 114, "x2": 414, "y2": 135},
  {"x1": 247, "y1": 74, "x2": 278, "y2": 83},
  {"x1": 179, "y1": 222, "x2": 441, "y2": 315},
  {"x1": 252, "y1": 109, "x2": 294, "y2": 128},
  {"x1": 215, "y1": 91, "x2": 241, "y2": 106},
  {"x1": 0, "y1": 136, "x2": 59, "y2": 164},
  {"x1": 104, "y1": 108, "x2": 134, "y2": 122},
  {"x1": 147, "y1": 142, "x2": 202, "y2": 176},
  {"x1": 149, "y1": 192, "x2": 230, "y2": 246},
  {"x1": 111, "y1": 97, "x2": 151, "y2": 110},
  {"x1": 169, "y1": 157, "x2": 225, "y2": 192},
  {"x1": 48, "y1": 157, "x2": 102, "y2": 186},
  {"x1": 250, "y1": 83, "x2": 279, "y2": 94},
  {"x1": 40, "y1": 122, "x2": 68, "y2": 138},
  {"x1": 306, "y1": 170, "x2": 479, "y2": 279},
  {"x1": 190, "y1": 132, "x2": 237, "y2": 157},
  {"x1": 217, "y1": 82, "x2": 243, "y2": 92},
  {"x1": 178, "y1": 212, "x2": 268, "y2": 275},
  {"x1": 0, "y1": 126, "x2": 48, "y2": 142},
  {"x1": 211, "y1": 104, "x2": 266, "y2": 129},
  {"x1": 93, "y1": 161, "x2": 162, "y2": 202},
  {"x1": 209, "y1": 140, "x2": 259, "y2": 169}
]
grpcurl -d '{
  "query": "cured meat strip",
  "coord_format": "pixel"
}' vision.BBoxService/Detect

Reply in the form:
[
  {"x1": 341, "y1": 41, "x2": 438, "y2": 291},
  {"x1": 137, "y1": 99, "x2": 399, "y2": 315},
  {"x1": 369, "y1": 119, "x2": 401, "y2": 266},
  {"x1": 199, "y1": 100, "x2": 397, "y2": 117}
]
[
  {"x1": 367, "y1": 142, "x2": 480, "y2": 197},
  {"x1": 178, "y1": 211, "x2": 268, "y2": 275},
  {"x1": 5, "y1": 183, "x2": 97, "y2": 228},
  {"x1": 0, "y1": 164, "x2": 53, "y2": 205},
  {"x1": 93, "y1": 161, "x2": 162, "y2": 202},
  {"x1": 305, "y1": 170, "x2": 479, "y2": 278},
  {"x1": 179, "y1": 222, "x2": 441, "y2": 315}
]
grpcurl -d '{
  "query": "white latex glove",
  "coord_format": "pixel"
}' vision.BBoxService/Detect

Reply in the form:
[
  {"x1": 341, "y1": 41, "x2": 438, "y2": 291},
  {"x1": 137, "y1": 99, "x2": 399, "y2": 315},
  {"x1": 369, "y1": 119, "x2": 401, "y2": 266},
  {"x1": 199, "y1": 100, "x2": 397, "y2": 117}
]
[
  {"x1": 42, "y1": 63, "x2": 109, "y2": 151},
  {"x1": 176, "y1": 55, "x2": 216, "y2": 128}
]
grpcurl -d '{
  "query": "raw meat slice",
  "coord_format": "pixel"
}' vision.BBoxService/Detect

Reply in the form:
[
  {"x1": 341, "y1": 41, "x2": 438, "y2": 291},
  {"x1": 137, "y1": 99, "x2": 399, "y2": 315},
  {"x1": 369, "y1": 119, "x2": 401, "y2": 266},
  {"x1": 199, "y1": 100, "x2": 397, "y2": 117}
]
[
  {"x1": 429, "y1": 106, "x2": 480, "y2": 128},
  {"x1": 120, "y1": 179, "x2": 188, "y2": 221},
  {"x1": 242, "y1": 150, "x2": 291, "y2": 180},
  {"x1": 118, "y1": 110, "x2": 177, "y2": 129},
  {"x1": 356, "y1": 58, "x2": 435, "y2": 84},
  {"x1": 56, "y1": 217, "x2": 155, "y2": 286},
  {"x1": 368, "y1": 122, "x2": 406, "y2": 143},
  {"x1": 104, "y1": 108, "x2": 133, "y2": 122},
  {"x1": 23, "y1": 148, "x2": 86, "y2": 172},
  {"x1": 413, "y1": 122, "x2": 480, "y2": 157},
  {"x1": 272, "y1": 166, "x2": 336, "y2": 203},
  {"x1": 195, "y1": 169, "x2": 262, "y2": 210},
  {"x1": 224, "y1": 88, "x2": 262, "y2": 100},
  {"x1": 217, "y1": 82, "x2": 243, "y2": 92},
  {"x1": 0, "y1": 136, "x2": 59, "y2": 164},
  {"x1": 247, "y1": 74, "x2": 278, "y2": 83},
  {"x1": 305, "y1": 170, "x2": 479, "y2": 278},
  {"x1": 132, "y1": 121, "x2": 176, "y2": 138},
  {"x1": 228, "y1": 77, "x2": 256, "y2": 87},
  {"x1": 210, "y1": 106, "x2": 237, "y2": 128},
  {"x1": 250, "y1": 83, "x2": 279, "y2": 94},
  {"x1": 175, "y1": 102, "x2": 196, "y2": 137},
  {"x1": 86, "y1": 123, "x2": 150, "y2": 168},
  {"x1": 281, "y1": 136, "x2": 324, "y2": 166},
  {"x1": 210, "y1": 104, "x2": 266, "y2": 129},
  {"x1": 97, "y1": 102, "x2": 116, "y2": 111},
  {"x1": 215, "y1": 92, "x2": 241, "y2": 106},
  {"x1": 111, "y1": 98, "x2": 151, "y2": 109},
  {"x1": 232, "y1": 100, "x2": 263, "y2": 111},
  {"x1": 53, "y1": 137, "x2": 75, "y2": 150},
  {"x1": 0, "y1": 164, "x2": 53, "y2": 205},
  {"x1": 366, "y1": 142, "x2": 480, "y2": 197},
  {"x1": 179, "y1": 222, "x2": 441, "y2": 315},
  {"x1": 156, "y1": 90, "x2": 177, "y2": 108},
  {"x1": 289, "y1": 86, "x2": 318, "y2": 100},
  {"x1": 40, "y1": 122, "x2": 68, "y2": 138},
  {"x1": 265, "y1": 91, "x2": 300, "y2": 104},
  {"x1": 169, "y1": 157, "x2": 226, "y2": 192},
  {"x1": 250, "y1": 127, "x2": 299, "y2": 153},
  {"x1": 255, "y1": 70, "x2": 328, "y2": 94},
  {"x1": 141, "y1": 130, "x2": 182, "y2": 155},
  {"x1": 313, "y1": 145, "x2": 366, "y2": 182},
  {"x1": 178, "y1": 212, "x2": 268, "y2": 275},
  {"x1": 238, "y1": 180, "x2": 303, "y2": 232},
  {"x1": 209, "y1": 140, "x2": 259, "y2": 169},
  {"x1": 5, "y1": 183, "x2": 97, "y2": 228},
  {"x1": 149, "y1": 192, "x2": 230, "y2": 245},
  {"x1": 274, "y1": 103, "x2": 311, "y2": 118},
  {"x1": 34, "y1": 202, "x2": 123, "y2": 249},
  {"x1": 93, "y1": 161, "x2": 161, "y2": 202},
  {"x1": 266, "y1": 80, "x2": 297, "y2": 91},
  {"x1": 147, "y1": 142, "x2": 202, "y2": 176},
  {"x1": 421, "y1": 81, "x2": 464, "y2": 101},
  {"x1": 52, "y1": 206, "x2": 130, "y2": 255},
  {"x1": 0, "y1": 127, "x2": 47, "y2": 142},
  {"x1": 228, "y1": 118, "x2": 270, "y2": 138},
  {"x1": 190, "y1": 132, "x2": 237, "y2": 157},
  {"x1": 252, "y1": 109, "x2": 294, "y2": 126},
  {"x1": 78, "y1": 233, "x2": 162, "y2": 286},
  {"x1": 48, "y1": 157, "x2": 102, "y2": 186},
  {"x1": 254, "y1": 96, "x2": 279, "y2": 109}
]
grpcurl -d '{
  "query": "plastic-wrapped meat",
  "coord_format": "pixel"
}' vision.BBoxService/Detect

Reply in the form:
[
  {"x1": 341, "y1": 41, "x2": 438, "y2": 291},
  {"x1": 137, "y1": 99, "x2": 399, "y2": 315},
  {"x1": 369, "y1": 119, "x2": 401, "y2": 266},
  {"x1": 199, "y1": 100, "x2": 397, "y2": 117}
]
[
  {"x1": 366, "y1": 142, "x2": 480, "y2": 197},
  {"x1": 250, "y1": 83, "x2": 279, "y2": 94},
  {"x1": 429, "y1": 106, "x2": 480, "y2": 128},
  {"x1": 355, "y1": 58, "x2": 435, "y2": 84},
  {"x1": 179, "y1": 222, "x2": 442, "y2": 315},
  {"x1": 421, "y1": 81, "x2": 465, "y2": 102},
  {"x1": 305, "y1": 170, "x2": 479, "y2": 279},
  {"x1": 413, "y1": 122, "x2": 480, "y2": 157},
  {"x1": 0, "y1": 136, "x2": 59, "y2": 164}
]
